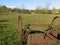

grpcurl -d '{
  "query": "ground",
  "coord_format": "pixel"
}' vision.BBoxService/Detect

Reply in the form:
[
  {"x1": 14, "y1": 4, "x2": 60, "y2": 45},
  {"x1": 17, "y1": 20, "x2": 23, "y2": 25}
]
[{"x1": 0, "y1": 14, "x2": 60, "y2": 45}]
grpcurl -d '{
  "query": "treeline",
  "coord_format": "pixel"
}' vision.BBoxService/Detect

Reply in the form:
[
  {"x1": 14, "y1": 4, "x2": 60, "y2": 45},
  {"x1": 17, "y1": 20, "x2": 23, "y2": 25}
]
[
  {"x1": 0, "y1": 6, "x2": 30, "y2": 14},
  {"x1": 0, "y1": 5, "x2": 60, "y2": 14}
]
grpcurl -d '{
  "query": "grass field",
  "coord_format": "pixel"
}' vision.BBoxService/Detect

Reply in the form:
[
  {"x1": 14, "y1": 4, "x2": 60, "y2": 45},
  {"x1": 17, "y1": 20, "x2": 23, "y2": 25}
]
[{"x1": 0, "y1": 14, "x2": 60, "y2": 45}]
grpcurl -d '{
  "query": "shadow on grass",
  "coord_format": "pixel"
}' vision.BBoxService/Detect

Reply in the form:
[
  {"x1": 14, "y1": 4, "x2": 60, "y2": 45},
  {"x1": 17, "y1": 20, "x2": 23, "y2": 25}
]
[{"x1": 0, "y1": 24, "x2": 9, "y2": 29}]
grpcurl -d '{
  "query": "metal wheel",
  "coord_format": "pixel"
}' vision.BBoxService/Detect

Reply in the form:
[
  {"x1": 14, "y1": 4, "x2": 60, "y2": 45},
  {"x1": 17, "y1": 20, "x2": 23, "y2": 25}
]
[{"x1": 51, "y1": 16, "x2": 60, "y2": 30}]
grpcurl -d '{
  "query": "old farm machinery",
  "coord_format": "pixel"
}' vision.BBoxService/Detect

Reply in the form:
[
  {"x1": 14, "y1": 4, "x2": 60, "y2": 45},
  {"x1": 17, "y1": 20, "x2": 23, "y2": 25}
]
[{"x1": 18, "y1": 16, "x2": 60, "y2": 45}]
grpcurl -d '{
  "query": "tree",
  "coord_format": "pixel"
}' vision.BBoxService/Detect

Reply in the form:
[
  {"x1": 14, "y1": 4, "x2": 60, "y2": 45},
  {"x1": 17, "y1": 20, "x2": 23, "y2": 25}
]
[
  {"x1": 34, "y1": 6, "x2": 40, "y2": 14},
  {"x1": 0, "y1": 6, "x2": 8, "y2": 14},
  {"x1": 42, "y1": 7, "x2": 47, "y2": 14},
  {"x1": 47, "y1": 10, "x2": 53, "y2": 14},
  {"x1": 12, "y1": 8, "x2": 21, "y2": 13},
  {"x1": 52, "y1": 7, "x2": 57, "y2": 14}
]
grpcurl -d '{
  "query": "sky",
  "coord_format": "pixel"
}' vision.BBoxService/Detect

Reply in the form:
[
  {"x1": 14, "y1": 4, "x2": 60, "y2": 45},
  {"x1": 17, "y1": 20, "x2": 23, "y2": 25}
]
[{"x1": 0, "y1": 0, "x2": 60, "y2": 10}]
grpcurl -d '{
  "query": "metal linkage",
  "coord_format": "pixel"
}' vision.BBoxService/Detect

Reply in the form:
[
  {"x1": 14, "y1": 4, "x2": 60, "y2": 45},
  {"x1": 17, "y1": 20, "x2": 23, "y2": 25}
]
[{"x1": 18, "y1": 16, "x2": 60, "y2": 45}]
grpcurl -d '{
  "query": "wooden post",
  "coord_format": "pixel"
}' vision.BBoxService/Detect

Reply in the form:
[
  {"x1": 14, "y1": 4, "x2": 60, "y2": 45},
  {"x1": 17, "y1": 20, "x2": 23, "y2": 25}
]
[{"x1": 18, "y1": 16, "x2": 22, "y2": 45}]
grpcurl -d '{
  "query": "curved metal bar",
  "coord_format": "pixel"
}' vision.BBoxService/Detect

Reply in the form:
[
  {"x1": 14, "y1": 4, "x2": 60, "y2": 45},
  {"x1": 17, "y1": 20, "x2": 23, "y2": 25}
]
[
  {"x1": 46, "y1": 16, "x2": 60, "y2": 31},
  {"x1": 50, "y1": 16, "x2": 60, "y2": 26}
]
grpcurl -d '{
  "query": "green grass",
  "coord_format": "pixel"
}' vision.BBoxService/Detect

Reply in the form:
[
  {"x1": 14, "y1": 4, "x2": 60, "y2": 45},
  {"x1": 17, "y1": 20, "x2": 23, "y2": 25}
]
[{"x1": 0, "y1": 14, "x2": 60, "y2": 45}]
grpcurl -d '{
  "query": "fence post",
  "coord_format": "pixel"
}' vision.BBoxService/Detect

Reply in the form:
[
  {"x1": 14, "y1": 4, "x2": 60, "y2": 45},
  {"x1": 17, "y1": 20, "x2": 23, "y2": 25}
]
[{"x1": 18, "y1": 16, "x2": 22, "y2": 45}]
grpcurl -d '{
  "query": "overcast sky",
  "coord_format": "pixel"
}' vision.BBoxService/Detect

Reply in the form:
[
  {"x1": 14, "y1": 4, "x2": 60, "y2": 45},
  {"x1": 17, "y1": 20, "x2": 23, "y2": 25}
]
[{"x1": 0, "y1": 0, "x2": 60, "y2": 10}]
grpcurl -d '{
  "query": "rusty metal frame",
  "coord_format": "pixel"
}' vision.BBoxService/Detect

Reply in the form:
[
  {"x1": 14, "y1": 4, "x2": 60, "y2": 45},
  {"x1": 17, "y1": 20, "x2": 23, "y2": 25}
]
[{"x1": 18, "y1": 16, "x2": 60, "y2": 45}]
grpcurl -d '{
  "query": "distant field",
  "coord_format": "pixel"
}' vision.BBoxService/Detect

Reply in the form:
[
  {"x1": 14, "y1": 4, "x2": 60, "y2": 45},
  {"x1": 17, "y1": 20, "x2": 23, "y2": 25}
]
[
  {"x1": 0, "y1": 14, "x2": 60, "y2": 45},
  {"x1": 0, "y1": 14, "x2": 60, "y2": 30}
]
